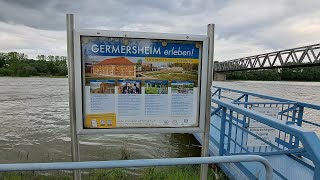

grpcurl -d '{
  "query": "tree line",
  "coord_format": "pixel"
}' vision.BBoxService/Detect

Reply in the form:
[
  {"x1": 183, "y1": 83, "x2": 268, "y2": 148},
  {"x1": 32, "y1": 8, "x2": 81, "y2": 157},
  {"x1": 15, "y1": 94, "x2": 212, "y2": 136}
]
[
  {"x1": 226, "y1": 66, "x2": 320, "y2": 81},
  {"x1": 0, "y1": 52, "x2": 68, "y2": 77}
]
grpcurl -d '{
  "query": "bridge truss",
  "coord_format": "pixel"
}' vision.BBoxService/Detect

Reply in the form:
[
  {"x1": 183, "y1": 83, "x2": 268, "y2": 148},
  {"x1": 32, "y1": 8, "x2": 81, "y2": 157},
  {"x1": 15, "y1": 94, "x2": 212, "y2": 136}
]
[{"x1": 214, "y1": 43, "x2": 320, "y2": 72}]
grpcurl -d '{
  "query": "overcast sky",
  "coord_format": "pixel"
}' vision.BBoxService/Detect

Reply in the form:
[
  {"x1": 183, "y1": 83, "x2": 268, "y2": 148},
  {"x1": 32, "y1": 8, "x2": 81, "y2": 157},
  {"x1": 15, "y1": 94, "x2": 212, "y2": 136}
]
[{"x1": 0, "y1": 0, "x2": 319, "y2": 61}]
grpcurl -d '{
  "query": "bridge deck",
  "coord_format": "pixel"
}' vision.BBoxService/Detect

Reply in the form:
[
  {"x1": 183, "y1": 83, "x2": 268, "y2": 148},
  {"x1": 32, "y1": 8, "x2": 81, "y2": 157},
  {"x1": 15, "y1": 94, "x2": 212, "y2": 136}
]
[{"x1": 194, "y1": 114, "x2": 314, "y2": 180}]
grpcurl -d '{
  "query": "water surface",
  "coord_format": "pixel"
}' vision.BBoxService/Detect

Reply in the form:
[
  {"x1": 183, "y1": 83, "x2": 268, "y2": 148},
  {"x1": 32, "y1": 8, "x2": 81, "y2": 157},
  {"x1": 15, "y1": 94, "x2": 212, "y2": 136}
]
[{"x1": 0, "y1": 78, "x2": 319, "y2": 164}]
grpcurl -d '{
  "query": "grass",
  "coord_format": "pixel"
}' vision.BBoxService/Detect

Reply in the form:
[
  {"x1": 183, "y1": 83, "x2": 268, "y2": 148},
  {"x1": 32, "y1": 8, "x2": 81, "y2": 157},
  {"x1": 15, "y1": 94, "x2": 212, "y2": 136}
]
[
  {"x1": 0, "y1": 171, "x2": 71, "y2": 180},
  {"x1": 143, "y1": 71, "x2": 198, "y2": 82},
  {"x1": 141, "y1": 165, "x2": 227, "y2": 180},
  {"x1": 145, "y1": 87, "x2": 159, "y2": 94},
  {"x1": 86, "y1": 169, "x2": 129, "y2": 180},
  {"x1": 0, "y1": 165, "x2": 228, "y2": 180},
  {"x1": 85, "y1": 165, "x2": 228, "y2": 180}
]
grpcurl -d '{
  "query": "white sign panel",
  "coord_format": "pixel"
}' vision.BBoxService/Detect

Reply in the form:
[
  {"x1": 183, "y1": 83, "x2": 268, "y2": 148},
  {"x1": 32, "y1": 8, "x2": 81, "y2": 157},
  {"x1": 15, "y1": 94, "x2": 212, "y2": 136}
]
[{"x1": 247, "y1": 107, "x2": 279, "y2": 147}]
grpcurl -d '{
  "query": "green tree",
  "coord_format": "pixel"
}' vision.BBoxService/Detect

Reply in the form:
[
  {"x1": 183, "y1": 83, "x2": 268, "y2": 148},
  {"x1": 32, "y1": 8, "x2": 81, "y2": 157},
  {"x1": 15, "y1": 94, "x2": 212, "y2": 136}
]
[
  {"x1": 36, "y1": 55, "x2": 46, "y2": 61},
  {"x1": 0, "y1": 52, "x2": 6, "y2": 68},
  {"x1": 47, "y1": 55, "x2": 55, "y2": 61},
  {"x1": 54, "y1": 56, "x2": 60, "y2": 61},
  {"x1": 0, "y1": 68, "x2": 13, "y2": 76},
  {"x1": 0, "y1": 52, "x2": 68, "y2": 77},
  {"x1": 137, "y1": 59, "x2": 142, "y2": 65}
]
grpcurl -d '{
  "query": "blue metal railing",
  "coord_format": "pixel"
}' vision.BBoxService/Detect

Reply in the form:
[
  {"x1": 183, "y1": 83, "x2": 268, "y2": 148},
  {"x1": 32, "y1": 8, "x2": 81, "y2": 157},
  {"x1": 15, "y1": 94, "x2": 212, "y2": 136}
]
[
  {"x1": 210, "y1": 86, "x2": 320, "y2": 179},
  {"x1": 211, "y1": 86, "x2": 320, "y2": 149}
]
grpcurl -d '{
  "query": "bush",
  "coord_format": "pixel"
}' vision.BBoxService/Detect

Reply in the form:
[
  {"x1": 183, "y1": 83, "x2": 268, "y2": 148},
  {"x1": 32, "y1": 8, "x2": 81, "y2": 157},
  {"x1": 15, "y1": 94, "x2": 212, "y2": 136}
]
[
  {"x1": 17, "y1": 66, "x2": 38, "y2": 77},
  {"x1": 0, "y1": 68, "x2": 13, "y2": 76}
]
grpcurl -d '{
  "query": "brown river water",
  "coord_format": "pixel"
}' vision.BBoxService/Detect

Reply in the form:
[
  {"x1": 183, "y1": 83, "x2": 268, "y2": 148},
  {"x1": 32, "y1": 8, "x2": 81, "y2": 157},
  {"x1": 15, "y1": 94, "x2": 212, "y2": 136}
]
[{"x1": 0, "y1": 77, "x2": 319, "y2": 164}]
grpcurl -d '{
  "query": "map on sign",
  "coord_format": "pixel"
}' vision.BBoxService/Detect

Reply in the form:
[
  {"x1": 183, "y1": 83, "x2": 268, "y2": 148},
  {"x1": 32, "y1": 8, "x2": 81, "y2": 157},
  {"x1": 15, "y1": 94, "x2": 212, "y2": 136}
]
[
  {"x1": 247, "y1": 107, "x2": 279, "y2": 147},
  {"x1": 81, "y1": 36, "x2": 203, "y2": 129}
]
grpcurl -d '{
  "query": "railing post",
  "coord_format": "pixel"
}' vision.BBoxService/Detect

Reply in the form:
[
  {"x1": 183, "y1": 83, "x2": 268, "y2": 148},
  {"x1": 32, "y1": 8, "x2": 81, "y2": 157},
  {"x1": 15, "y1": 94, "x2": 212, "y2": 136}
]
[
  {"x1": 242, "y1": 94, "x2": 249, "y2": 128},
  {"x1": 293, "y1": 106, "x2": 304, "y2": 148},
  {"x1": 289, "y1": 106, "x2": 298, "y2": 148},
  {"x1": 219, "y1": 107, "x2": 227, "y2": 156},
  {"x1": 227, "y1": 110, "x2": 233, "y2": 152},
  {"x1": 218, "y1": 89, "x2": 221, "y2": 99}
]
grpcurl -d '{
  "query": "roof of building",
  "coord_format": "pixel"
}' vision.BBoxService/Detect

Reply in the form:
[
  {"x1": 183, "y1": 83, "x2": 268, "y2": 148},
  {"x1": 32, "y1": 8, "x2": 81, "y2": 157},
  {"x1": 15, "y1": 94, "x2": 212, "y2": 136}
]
[{"x1": 96, "y1": 57, "x2": 134, "y2": 65}]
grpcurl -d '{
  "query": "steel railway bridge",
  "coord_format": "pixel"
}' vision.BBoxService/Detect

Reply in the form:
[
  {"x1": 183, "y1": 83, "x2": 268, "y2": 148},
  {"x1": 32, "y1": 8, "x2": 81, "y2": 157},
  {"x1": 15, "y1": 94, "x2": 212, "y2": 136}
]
[{"x1": 214, "y1": 43, "x2": 320, "y2": 80}]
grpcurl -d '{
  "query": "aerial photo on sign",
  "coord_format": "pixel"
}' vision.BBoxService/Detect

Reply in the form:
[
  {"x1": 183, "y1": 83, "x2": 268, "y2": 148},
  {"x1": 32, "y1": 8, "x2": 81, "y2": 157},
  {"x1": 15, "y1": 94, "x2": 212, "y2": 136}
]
[{"x1": 83, "y1": 37, "x2": 200, "y2": 84}]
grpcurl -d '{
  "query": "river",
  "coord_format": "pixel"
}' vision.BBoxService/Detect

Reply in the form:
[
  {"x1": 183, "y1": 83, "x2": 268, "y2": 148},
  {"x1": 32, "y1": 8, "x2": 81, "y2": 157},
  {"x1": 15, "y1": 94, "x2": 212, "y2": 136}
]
[
  {"x1": 0, "y1": 77, "x2": 319, "y2": 164},
  {"x1": 0, "y1": 77, "x2": 200, "y2": 164}
]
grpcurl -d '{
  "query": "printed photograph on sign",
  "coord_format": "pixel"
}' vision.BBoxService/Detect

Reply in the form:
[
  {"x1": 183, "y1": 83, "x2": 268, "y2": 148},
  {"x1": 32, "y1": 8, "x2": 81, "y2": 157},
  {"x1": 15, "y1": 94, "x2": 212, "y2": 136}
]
[
  {"x1": 145, "y1": 80, "x2": 168, "y2": 94},
  {"x1": 81, "y1": 36, "x2": 202, "y2": 129},
  {"x1": 83, "y1": 37, "x2": 200, "y2": 85},
  {"x1": 171, "y1": 81, "x2": 194, "y2": 94},
  {"x1": 90, "y1": 80, "x2": 115, "y2": 94},
  {"x1": 118, "y1": 80, "x2": 141, "y2": 94}
]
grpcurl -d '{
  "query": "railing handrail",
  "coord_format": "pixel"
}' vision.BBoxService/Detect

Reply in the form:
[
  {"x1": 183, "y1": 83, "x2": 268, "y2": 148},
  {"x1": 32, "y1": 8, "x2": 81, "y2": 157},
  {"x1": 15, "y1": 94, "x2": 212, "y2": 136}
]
[
  {"x1": 212, "y1": 86, "x2": 320, "y2": 110},
  {"x1": 212, "y1": 98, "x2": 320, "y2": 172},
  {"x1": 0, "y1": 156, "x2": 273, "y2": 180}
]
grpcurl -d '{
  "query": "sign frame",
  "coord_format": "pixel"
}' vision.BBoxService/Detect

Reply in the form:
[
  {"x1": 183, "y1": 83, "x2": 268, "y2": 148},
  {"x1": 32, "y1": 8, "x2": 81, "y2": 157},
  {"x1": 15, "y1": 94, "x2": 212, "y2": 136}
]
[{"x1": 73, "y1": 29, "x2": 209, "y2": 134}]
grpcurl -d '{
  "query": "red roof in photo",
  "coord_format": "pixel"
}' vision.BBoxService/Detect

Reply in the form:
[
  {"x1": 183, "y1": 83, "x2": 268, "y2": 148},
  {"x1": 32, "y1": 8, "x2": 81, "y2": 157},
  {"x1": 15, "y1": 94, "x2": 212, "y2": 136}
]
[{"x1": 97, "y1": 57, "x2": 134, "y2": 65}]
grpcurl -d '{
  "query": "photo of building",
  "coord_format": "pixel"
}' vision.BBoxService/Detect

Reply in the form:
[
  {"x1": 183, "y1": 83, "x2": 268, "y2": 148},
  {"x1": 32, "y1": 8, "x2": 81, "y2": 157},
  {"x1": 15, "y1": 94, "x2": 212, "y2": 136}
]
[
  {"x1": 90, "y1": 80, "x2": 115, "y2": 94},
  {"x1": 92, "y1": 57, "x2": 136, "y2": 78},
  {"x1": 84, "y1": 55, "x2": 199, "y2": 86}
]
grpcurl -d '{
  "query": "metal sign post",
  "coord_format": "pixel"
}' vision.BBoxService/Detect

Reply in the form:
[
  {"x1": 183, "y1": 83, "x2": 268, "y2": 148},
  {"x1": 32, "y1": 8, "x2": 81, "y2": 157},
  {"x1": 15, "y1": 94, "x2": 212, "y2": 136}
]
[
  {"x1": 200, "y1": 24, "x2": 215, "y2": 180},
  {"x1": 66, "y1": 14, "x2": 81, "y2": 180}
]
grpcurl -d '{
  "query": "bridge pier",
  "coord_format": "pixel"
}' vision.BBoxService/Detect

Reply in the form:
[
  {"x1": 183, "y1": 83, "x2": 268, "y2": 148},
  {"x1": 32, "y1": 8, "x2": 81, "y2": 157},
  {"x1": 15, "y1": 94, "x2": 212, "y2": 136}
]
[{"x1": 213, "y1": 72, "x2": 226, "y2": 81}]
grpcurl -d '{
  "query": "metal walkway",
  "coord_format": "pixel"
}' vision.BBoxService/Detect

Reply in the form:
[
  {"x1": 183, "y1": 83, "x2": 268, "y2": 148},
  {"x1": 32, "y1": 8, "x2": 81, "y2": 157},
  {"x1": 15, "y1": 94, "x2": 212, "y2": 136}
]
[{"x1": 194, "y1": 86, "x2": 320, "y2": 180}]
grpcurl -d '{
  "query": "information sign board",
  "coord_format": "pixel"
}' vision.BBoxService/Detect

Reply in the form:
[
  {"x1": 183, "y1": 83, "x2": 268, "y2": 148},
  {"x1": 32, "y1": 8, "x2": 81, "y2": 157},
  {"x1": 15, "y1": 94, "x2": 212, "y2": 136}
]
[{"x1": 73, "y1": 30, "x2": 208, "y2": 134}]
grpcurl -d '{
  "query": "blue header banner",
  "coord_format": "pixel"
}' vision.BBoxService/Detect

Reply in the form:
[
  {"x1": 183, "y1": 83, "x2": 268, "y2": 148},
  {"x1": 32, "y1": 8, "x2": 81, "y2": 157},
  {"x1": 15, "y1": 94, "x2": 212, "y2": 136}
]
[{"x1": 81, "y1": 36, "x2": 201, "y2": 59}]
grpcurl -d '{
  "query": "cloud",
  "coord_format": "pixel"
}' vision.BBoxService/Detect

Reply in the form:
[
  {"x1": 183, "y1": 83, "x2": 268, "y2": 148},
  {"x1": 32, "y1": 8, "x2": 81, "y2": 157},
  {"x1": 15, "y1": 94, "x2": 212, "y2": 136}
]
[
  {"x1": 0, "y1": 0, "x2": 319, "y2": 61},
  {"x1": 0, "y1": 0, "x2": 65, "y2": 30},
  {"x1": 0, "y1": 22, "x2": 66, "y2": 58},
  {"x1": 255, "y1": 11, "x2": 320, "y2": 49}
]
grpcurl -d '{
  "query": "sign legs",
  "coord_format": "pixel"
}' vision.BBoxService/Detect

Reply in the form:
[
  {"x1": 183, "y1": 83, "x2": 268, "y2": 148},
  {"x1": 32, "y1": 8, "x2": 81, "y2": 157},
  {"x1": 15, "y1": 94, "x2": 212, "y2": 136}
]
[
  {"x1": 200, "y1": 23, "x2": 215, "y2": 180},
  {"x1": 67, "y1": 13, "x2": 81, "y2": 180}
]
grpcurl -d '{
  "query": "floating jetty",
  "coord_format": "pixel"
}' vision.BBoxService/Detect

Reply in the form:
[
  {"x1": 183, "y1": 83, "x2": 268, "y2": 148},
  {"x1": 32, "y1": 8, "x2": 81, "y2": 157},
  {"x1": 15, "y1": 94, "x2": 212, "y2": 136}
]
[{"x1": 195, "y1": 86, "x2": 320, "y2": 180}]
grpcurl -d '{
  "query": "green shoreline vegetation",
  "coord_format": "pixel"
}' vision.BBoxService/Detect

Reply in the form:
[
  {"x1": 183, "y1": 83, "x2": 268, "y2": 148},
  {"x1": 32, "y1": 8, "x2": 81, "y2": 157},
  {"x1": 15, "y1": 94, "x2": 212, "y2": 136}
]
[
  {"x1": 225, "y1": 66, "x2": 320, "y2": 81},
  {"x1": 0, "y1": 52, "x2": 68, "y2": 77}
]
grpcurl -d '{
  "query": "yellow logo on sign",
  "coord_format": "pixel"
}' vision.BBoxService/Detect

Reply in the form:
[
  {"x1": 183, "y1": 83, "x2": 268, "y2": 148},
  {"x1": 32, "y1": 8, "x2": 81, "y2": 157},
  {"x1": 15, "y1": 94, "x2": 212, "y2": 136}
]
[{"x1": 85, "y1": 113, "x2": 116, "y2": 128}]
